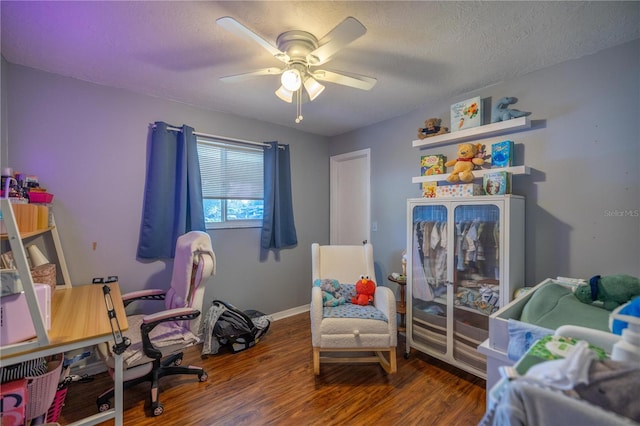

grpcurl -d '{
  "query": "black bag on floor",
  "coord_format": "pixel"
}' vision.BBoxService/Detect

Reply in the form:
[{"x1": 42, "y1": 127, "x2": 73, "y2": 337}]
[{"x1": 212, "y1": 300, "x2": 270, "y2": 354}]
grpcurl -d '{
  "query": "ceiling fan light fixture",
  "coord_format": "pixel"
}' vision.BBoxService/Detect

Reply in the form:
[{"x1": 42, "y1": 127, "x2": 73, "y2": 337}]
[
  {"x1": 275, "y1": 85, "x2": 293, "y2": 103},
  {"x1": 281, "y1": 68, "x2": 302, "y2": 92},
  {"x1": 304, "y1": 76, "x2": 325, "y2": 101}
]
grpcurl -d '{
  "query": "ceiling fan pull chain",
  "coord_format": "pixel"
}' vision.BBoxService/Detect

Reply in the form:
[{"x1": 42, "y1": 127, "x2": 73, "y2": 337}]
[{"x1": 295, "y1": 88, "x2": 303, "y2": 123}]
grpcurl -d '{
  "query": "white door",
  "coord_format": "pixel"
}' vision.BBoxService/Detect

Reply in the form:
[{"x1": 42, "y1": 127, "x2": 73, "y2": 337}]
[{"x1": 330, "y1": 149, "x2": 370, "y2": 245}]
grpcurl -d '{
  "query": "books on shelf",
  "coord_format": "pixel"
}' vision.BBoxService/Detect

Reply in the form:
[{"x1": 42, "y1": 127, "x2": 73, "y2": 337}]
[
  {"x1": 421, "y1": 155, "x2": 446, "y2": 197},
  {"x1": 420, "y1": 155, "x2": 446, "y2": 176},
  {"x1": 491, "y1": 140, "x2": 514, "y2": 168},
  {"x1": 483, "y1": 171, "x2": 511, "y2": 195}
]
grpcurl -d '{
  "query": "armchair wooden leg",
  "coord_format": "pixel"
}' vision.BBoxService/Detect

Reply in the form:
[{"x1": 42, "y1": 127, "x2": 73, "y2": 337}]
[
  {"x1": 313, "y1": 347, "x2": 397, "y2": 375},
  {"x1": 313, "y1": 347, "x2": 320, "y2": 375},
  {"x1": 376, "y1": 349, "x2": 397, "y2": 374},
  {"x1": 388, "y1": 348, "x2": 397, "y2": 374}
]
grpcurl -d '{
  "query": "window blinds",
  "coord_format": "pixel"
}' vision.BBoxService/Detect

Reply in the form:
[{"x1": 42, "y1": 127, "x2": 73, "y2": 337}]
[{"x1": 197, "y1": 140, "x2": 264, "y2": 200}]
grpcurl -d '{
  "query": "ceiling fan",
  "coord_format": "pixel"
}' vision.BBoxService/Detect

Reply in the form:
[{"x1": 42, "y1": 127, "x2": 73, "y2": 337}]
[{"x1": 216, "y1": 16, "x2": 377, "y2": 122}]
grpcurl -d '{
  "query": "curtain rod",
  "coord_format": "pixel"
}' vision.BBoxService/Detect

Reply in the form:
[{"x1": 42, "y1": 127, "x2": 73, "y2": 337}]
[{"x1": 156, "y1": 124, "x2": 283, "y2": 149}]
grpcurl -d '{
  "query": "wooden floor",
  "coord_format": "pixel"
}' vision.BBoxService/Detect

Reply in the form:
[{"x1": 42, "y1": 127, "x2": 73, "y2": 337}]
[{"x1": 59, "y1": 313, "x2": 487, "y2": 425}]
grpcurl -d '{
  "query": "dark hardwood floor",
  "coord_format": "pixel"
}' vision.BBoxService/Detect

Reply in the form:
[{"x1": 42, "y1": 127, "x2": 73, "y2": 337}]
[{"x1": 58, "y1": 313, "x2": 486, "y2": 425}]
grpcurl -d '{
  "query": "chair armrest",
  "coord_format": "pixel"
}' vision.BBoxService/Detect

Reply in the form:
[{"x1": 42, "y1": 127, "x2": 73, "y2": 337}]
[
  {"x1": 122, "y1": 289, "x2": 166, "y2": 307},
  {"x1": 374, "y1": 286, "x2": 396, "y2": 318},
  {"x1": 310, "y1": 286, "x2": 324, "y2": 346},
  {"x1": 140, "y1": 308, "x2": 201, "y2": 359},
  {"x1": 375, "y1": 286, "x2": 398, "y2": 346},
  {"x1": 141, "y1": 307, "x2": 199, "y2": 324}
]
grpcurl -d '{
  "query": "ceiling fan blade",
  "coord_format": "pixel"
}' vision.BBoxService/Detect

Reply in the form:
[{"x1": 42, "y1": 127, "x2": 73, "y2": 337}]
[
  {"x1": 313, "y1": 70, "x2": 377, "y2": 91},
  {"x1": 306, "y1": 17, "x2": 367, "y2": 66},
  {"x1": 216, "y1": 16, "x2": 289, "y2": 63},
  {"x1": 220, "y1": 67, "x2": 283, "y2": 83}
]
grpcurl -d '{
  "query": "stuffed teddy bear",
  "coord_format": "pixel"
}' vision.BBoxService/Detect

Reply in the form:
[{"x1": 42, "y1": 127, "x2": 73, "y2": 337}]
[
  {"x1": 444, "y1": 143, "x2": 485, "y2": 183},
  {"x1": 491, "y1": 97, "x2": 531, "y2": 123},
  {"x1": 417, "y1": 118, "x2": 449, "y2": 140},
  {"x1": 351, "y1": 275, "x2": 376, "y2": 306},
  {"x1": 574, "y1": 274, "x2": 640, "y2": 311},
  {"x1": 314, "y1": 278, "x2": 346, "y2": 307}
]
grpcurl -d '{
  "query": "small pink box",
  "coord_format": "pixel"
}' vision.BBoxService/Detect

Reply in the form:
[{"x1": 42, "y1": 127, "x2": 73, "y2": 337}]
[
  {"x1": 28, "y1": 192, "x2": 54, "y2": 204},
  {"x1": 0, "y1": 378, "x2": 28, "y2": 426},
  {"x1": 0, "y1": 283, "x2": 51, "y2": 346}
]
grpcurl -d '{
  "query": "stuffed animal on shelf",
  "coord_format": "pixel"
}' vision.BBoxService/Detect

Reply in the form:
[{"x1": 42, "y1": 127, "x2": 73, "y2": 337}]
[
  {"x1": 444, "y1": 143, "x2": 485, "y2": 183},
  {"x1": 417, "y1": 118, "x2": 449, "y2": 139},
  {"x1": 574, "y1": 274, "x2": 640, "y2": 311},
  {"x1": 352, "y1": 275, "x2": 376, "y2": 306},
  {"x1": 314, "y1": 278, "x2": 346, "y2": 307},
  {"x1": 491, "y1": 97, "x2": 531, "y2": 123}
]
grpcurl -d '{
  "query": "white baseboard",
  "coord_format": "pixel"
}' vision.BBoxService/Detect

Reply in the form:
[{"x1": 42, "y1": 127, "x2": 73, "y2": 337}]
[
  {"x1": 71, "y1": 304, "x2": 310, "y2": 377},
  {"x1": 269, "y1": 304, "x2": 309, "y2": 321}
]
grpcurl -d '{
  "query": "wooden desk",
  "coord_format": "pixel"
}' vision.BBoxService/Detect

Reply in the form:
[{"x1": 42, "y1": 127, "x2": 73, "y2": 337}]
[{"x1": 0, "y1": 283, "x2": 129, "y2": 426}]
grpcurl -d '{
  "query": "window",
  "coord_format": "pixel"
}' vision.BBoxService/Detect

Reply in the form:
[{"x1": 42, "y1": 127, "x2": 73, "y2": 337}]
[{"x1": 197, "y1": 138, "x2": 264, "y2": 229}]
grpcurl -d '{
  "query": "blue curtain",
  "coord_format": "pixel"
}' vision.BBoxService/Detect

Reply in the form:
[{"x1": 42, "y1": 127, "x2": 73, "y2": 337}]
[
  {"x1": 137, "y1": 122, "x2": 205, "y2": 259},
  {"x1": 261, "y1": 142, "x2": 298, "y2": 249}
]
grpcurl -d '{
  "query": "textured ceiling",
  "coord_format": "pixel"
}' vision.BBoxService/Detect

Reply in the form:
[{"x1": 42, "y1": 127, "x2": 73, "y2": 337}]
[{"x1": 1, "y1": 1, "x2": 639, "y2": 137}]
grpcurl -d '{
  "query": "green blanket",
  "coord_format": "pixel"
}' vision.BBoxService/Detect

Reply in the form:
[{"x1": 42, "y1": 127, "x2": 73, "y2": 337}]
[{"x1": 520, "y1": 282, "x2": 610, "y2": 332}]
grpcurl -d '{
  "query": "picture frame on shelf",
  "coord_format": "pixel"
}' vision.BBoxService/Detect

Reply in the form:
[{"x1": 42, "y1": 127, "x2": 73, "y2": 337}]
[
  {"x1": 451, "y1": 96, "x2": 482, "y2": 132},
  {"x1": 1, "y1": 250, "x2": 33, "y2": 269},
  {"x1": 1, "y1": 251, "x2": 16, "y2": 269}
]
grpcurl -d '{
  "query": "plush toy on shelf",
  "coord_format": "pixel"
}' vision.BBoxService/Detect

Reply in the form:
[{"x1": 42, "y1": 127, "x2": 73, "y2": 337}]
[
  {"x1": 444, "y1": 143, "x2": 485, "y2": 183},
  {"x1": 417, "y1": 118, "x2": 449, "y2": 140},
  {"x1": 491, "y1": 97, "x2": 531, "y2": 123},
  {"x1": 574, "y1": 274, "x2": 640, "y2": 311},
  {"x1": 352, "y1": 275, "x2": 376, "y2": 306}
]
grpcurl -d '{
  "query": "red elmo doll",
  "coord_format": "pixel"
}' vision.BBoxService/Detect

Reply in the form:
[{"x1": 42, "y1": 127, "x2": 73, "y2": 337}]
[{"x1": 352, "y1": 275, "x2": 375, "y2": 306}]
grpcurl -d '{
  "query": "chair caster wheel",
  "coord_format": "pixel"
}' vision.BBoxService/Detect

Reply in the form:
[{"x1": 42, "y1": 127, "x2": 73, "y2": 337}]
[
  {"x1": 173, "y1": 355, "x2": 183, "y2": 366},
  {"x1": 98, "y1": 401, "x2": 111, "y2": 412},
  {"x1": 152, "y1": 403, "x2": 164, "y2": 416},
  {"x1": 404, "y1": 352, "x2": 410, "y2": 359},
  {"x1": 199, "y1": 371, "x2": 208, "y2": 382}
]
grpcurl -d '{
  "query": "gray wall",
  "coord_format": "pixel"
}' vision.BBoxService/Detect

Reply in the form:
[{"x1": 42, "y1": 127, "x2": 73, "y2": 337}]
[
  {"x1": 2, "y1": 63, "x2": 330, "y2": 315},
  {"x1": 330, "y1": 39, "x2": 640, "y2": 292},
  {"x1": 3, "y1": 39, "x2": 639, "y2": 316}
]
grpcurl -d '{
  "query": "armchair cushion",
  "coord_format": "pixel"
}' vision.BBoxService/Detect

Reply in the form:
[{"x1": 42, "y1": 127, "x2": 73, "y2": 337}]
[
  {"x1": 313, "y1": 278, "x2": 346, "y2": 307},
  {"x1": 339, "y1": 284, "x2": 358, "y2": 301},
  {"x1": 314, "y1": 282, "x2": 388, "y2": 321},
  {"x1": 322, "y1": 304, "x2": 388, "y2": 322}
]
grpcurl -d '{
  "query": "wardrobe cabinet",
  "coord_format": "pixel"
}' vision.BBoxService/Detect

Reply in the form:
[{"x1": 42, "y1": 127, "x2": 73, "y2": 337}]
[{"x1": 405, "y1": 195, "x2": 525, "y2": 378}]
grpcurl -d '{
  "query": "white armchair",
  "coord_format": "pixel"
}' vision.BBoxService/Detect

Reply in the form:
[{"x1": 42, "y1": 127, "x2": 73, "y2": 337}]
[{"x1": 310, "y1": 243, "x2": 397, "y2": 375}]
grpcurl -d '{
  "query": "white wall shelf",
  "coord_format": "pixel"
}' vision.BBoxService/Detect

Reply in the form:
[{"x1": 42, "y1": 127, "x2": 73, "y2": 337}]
[
  {"x1": 412, "y1": 165, "x2": 531, "y2": 184},
  {"x1": 412, "y1": 117, "x2": 531, "y2": 149}
]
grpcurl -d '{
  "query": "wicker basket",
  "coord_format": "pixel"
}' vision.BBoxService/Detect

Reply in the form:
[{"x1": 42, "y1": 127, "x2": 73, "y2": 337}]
[
  {"x1": 26, "y1": 355, "x2": 63, "y2": 421},
  {"x1": 31, "y1": 263, "x2": 57, "y2": 292}
]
